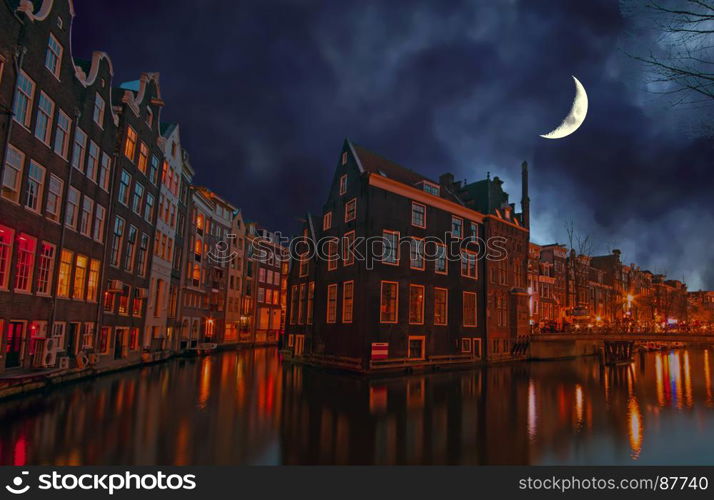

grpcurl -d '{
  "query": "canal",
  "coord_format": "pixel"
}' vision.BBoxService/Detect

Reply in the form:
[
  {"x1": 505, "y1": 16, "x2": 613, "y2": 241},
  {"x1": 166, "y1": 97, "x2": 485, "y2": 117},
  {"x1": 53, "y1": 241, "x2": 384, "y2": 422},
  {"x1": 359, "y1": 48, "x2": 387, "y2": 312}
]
[{"x1": 1, "y1": 347, "x2": 713, "y2": 465}]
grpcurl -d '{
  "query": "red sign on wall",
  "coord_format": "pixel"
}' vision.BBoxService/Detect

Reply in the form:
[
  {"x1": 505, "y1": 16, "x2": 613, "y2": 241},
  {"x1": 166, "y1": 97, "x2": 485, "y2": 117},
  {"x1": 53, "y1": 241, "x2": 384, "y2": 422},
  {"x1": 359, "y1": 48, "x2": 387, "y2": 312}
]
[{"x1": 371, "y1": 342, "x2": 388, "y2": 360}]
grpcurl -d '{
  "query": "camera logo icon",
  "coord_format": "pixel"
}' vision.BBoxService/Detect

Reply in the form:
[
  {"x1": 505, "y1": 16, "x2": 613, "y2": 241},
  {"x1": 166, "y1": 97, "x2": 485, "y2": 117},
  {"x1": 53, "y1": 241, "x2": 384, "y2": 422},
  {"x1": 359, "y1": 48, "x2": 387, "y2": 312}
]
[{"x1": 5, "y1": 471, "x2": 30, "y2": 495}]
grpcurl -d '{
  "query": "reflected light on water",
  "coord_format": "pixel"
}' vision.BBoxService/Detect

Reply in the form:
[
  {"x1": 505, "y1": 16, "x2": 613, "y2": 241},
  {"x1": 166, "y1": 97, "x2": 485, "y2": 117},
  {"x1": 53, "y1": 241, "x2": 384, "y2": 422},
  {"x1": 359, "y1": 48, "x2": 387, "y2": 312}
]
[
  {"x1": 627, "y1": 396, "x2": 643, "y2": 460},
  {"x1": 655, "y1": 353, "x2": 665, "y2": 407},
  {"x1": 199, "y1": 357, "x2": 212, "y2": 408},
  {"x1": 669, "y1": 351, "x2": 682, "y2": 409},
  {"x1": 575, "y1": 384, "x2": 584, "y2": 430},
  {"x1": 683, "y1": 351, "x2": 693, "y2": 409},
  {"x1": 705, "y1": 350, "x2": 713, "y2": 407},
  {"x1": 1, "y1": 348, "x2": 714, "y2": 465},
  {"x1": 527, "y1": 380, "x2": 537, "y2": 441}
]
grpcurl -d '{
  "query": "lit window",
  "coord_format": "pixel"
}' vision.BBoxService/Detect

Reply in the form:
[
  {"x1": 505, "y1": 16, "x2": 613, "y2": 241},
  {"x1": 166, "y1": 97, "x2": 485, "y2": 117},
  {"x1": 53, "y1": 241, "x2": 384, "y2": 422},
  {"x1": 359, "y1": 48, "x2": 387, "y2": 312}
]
[
  {"x1": 93, "y1": 93, "x2": 105, "y2": 127},
  {"x1": 138, "y1": 143, "x2": 148, "y2": 174},
  {"x1": 24, "y1": 160, "x2": 45, "y2": 213},
  {"x1": 2, "y1": 145, "x2": 24, "y2": 202},
  {"x1": 13, "y1": 71, "x2": 35, "y2": 127},
  {"x1": 463, "y1": 291, "x2": 477, "y2": 327},
  {"x1": 409, "y1": 284, "x2": 425, "y2": 324},
  {"x1": 73, "y1": 254, "x2": 88, "y2": 300},
  {"x1": 0, "y1": 225, "x2": 13, "y2": 290},
  {"x1": 380, "y1": 281, "x2": 398, "y2": 323},
  {"x1": 434, "y1": 288, "x2": 448, "y2": 325},
  {"x1": 57, "y1": 249, "x2": 73, "y2": 297},
  {"x1": 342, "y1": 281, "x2": 354, "y2": 323},
  {"x1": 124, "y1": 126, "x2": 137, "y2": 160},
  {"x1": 54, "y1": 110, "x2": 71, "y2": 158},
  {"x1": 339, "y1": 174, "x2": 348, "y2": 195},
  {"x1": 14, "y1": 234, "x2": 36, "y2": 292},
  {"x1": 323, "y1": 211, "x2": 332, "y2": 230},
  {"x1": 45, "y1": 33, "x2": 63, "y2": 77},
  {"x1": 326, "y1": 283, "x2": 337, "y2": 323},
  {"x1": 411, "y1": 202, "x2": 426, "y2": 228},
  {"x1": 35, "y1": 92, "x2": 54, "y2": 144},
  {"x1": 341, "y1": 152, "x2": 348, "y2": 165}
]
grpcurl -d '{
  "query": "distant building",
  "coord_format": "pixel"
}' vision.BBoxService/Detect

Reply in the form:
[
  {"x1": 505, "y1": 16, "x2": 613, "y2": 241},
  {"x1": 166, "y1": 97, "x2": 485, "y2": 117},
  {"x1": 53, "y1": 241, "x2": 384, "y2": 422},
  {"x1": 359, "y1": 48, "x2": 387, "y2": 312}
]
[
  {"x1": 241, "y1": 223, "x2": 288, "y2": 345},
  {"x1": 181, "y1": 186, "x2": 235, "y2": 348},
  {"x1": 223, "y1": 209, "x2": 246, "y2": 345}
]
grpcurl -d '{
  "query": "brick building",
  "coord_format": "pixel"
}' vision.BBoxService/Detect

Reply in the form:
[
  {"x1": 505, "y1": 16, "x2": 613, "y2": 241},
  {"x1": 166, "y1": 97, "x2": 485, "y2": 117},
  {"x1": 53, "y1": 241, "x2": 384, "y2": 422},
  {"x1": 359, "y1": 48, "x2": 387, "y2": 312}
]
[
  {"x1": 1, "y1": 0, "x2": 115, "y2": 372},
  {"x1": 284, "y1": 140, "x2": 530, "y2": 372},
  {"x1": 99, "y1": 73, "x2": 164, "y2": 368}
]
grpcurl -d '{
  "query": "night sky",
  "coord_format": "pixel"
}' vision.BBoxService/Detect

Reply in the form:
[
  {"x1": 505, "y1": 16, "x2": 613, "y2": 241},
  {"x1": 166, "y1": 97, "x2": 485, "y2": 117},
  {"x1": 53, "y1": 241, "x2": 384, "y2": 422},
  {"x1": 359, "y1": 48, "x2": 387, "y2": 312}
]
[{"x1": 70, "y1": 0, "x2": 713, "y2": 288}]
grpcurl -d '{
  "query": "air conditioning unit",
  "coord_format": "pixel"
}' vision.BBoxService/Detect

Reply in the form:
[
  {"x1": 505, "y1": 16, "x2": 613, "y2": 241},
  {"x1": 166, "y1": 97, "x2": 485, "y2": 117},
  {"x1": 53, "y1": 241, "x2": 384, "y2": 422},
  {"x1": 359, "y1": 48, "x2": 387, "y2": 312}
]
[
  {"x1": 42, "y1": 338, "x2": 58, "y2": 368},
  {"x1": 88, "y1": 353, "x2": 99, "y2": 365},
  {"x1": 58, "y1": 356, "x2": 70, "y2": 370}
]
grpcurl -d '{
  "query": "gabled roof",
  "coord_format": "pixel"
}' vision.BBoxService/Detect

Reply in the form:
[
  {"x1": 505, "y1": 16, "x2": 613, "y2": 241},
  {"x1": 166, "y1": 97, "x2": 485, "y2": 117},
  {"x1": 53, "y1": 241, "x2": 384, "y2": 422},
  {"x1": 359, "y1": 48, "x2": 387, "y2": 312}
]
[
  {"x1": 350, "y1": 142, "x2": 463, "y2": 204},
  {"x1": 160, "y1": 122, "x2": 177, "y2": 137}
]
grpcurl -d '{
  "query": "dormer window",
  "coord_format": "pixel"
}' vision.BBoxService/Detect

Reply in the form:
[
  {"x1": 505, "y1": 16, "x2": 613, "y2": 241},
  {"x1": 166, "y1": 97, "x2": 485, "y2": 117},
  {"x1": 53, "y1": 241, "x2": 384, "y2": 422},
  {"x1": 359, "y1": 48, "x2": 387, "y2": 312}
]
[{"x1": 420, "y1": 181, "x2": 440, "y2": 196}]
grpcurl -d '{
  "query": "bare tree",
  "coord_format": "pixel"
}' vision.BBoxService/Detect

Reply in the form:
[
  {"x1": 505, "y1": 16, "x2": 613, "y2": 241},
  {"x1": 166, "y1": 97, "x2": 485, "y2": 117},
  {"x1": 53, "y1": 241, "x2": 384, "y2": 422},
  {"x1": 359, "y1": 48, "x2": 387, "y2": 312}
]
[
  {"x1": 623, "y1": 0, "x2": 714, "y2": 104},
  {"x1": 564, "y1": 218, "x2": 593, "y2": 256}
]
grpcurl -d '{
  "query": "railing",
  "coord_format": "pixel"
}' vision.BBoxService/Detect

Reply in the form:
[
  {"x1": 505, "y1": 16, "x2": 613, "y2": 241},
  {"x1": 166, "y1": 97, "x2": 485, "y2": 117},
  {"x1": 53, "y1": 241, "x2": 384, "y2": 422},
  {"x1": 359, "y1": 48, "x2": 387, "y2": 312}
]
[
  {"x1": 369, "y1": 353, "x2": 474, "y2": 371},
  {"x1": 304, "y1": 352, "x2": 364, "y2": 371}
]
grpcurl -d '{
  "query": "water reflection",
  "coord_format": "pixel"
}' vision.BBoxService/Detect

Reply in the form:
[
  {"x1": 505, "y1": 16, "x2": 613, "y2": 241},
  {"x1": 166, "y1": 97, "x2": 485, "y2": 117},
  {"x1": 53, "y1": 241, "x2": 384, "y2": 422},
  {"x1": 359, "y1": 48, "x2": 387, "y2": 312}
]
[{"x1": 1, "y1": 347, "x2": 714, "y2": 465}]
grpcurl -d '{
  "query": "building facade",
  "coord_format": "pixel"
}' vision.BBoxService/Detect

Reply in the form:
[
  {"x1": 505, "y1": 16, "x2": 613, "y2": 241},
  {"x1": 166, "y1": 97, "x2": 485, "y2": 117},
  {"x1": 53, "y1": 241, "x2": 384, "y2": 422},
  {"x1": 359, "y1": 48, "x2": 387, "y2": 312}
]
[
  {"x1": 0, "y1": 0, "x2": 115, "y2": 372},
  {"x1": 284, "y1": 140, "x2": 531, "y2": 372}
]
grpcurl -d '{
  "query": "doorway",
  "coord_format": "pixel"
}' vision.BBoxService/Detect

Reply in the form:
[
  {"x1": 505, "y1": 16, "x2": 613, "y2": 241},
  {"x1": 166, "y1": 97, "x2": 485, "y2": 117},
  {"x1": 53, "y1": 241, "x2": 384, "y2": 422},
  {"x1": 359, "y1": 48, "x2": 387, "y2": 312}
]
[{"x1": 6, "y1": 321, "x2": 25, "y2": 369}]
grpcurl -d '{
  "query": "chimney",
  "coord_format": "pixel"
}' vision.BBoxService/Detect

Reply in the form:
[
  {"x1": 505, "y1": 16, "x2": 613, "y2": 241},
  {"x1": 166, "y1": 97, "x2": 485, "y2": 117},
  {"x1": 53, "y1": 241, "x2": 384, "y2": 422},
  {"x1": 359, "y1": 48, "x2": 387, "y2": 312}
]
[
  {"x1": 521, "y1": 161, "x2": 530, "y2": 229},
  {"x1": 439, "y1": 173, "x2": 454, "y2": 188}
]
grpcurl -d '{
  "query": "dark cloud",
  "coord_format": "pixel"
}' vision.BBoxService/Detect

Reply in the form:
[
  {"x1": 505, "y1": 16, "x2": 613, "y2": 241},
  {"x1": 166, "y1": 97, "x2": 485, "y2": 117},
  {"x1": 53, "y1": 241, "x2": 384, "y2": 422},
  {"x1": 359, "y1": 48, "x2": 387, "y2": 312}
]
[{"x1": 71, "y1": 0, "x2": 713, "y2": 288}]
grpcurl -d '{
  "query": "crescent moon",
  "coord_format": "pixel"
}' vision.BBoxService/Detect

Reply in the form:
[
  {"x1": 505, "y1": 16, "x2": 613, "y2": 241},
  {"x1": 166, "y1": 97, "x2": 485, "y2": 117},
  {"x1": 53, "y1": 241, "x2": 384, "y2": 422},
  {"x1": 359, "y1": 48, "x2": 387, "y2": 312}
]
[{"x1": 540, "y1": 76, "x2": 588, "y2": 139}]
